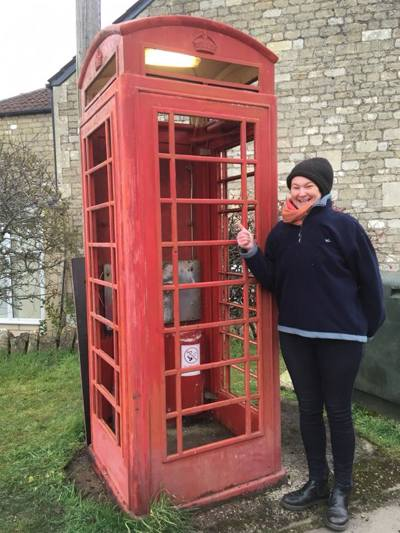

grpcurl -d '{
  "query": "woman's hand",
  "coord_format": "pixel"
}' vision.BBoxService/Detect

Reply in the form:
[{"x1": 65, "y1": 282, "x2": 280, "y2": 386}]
[{"x1": 236, "y1": 223, "x2": 255, "y2": 251}]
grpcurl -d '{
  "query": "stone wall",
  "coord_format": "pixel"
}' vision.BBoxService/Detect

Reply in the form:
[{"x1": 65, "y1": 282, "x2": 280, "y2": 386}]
[
  {"x1": 0, "y1": 326, "x2": 77, "y2": 355},
  {"x1": 0, "y1": 113, "x2": 53, "y2": 168},
  {"x1": 135, "y1": 0, "x2": 400, "y2": 271},
  {"x1": 52, "y1": 72, "x2": 84, "y2": 251}
]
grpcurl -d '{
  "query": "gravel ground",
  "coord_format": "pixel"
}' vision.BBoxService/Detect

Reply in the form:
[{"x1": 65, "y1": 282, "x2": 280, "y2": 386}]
[{"x1": 190, "y1": 398, "x2": 400, "y2": 532}]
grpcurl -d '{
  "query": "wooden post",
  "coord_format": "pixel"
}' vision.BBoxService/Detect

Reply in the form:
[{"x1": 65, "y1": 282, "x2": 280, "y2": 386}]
[
  {"x1": 74, "y1": 1, "x2": 100, "y2": 445},
  {"x1": 76, "y1": 0, "x2": 101, "y2": 76}
]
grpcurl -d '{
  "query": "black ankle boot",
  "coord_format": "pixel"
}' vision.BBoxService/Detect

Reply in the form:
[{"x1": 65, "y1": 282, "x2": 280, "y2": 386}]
[
  {"x1": 324, "y1": 486, "x2": 351, "y2": 531},
  {"x1": 280, "y1": 479, "x2": 330, "y2": 511}
]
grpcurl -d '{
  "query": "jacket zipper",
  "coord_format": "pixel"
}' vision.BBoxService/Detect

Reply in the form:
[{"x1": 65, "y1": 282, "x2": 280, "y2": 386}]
[{"x1": 297, "y1": 199, "x2": 328, "y2": 244}]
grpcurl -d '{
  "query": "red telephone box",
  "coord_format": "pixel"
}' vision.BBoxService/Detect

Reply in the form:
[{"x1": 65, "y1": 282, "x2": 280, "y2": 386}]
[{"x1": 78, "y1": 16, "x2": 283, "y2": 515}]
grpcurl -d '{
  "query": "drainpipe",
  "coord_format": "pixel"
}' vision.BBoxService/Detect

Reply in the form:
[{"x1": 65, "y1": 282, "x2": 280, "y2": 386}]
[{"x1": 49, "y1": 85, "x2": 58, "y2": 190}]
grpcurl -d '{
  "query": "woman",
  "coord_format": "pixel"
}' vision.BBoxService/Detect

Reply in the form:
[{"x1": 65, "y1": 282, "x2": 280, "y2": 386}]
[{"x1": 236, "y1": 157, "x2": 385, "y2": 532}]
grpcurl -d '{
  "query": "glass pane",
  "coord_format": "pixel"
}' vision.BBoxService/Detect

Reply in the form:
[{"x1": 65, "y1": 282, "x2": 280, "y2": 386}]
[
  {"x1": 163, "y1": 290, "x2": 174, "y2": 325},
  {"x1": 249, "y1": 321, "x2": 258, "y2": 345},
  {"x1": 179, "y1": 287, "x2": 202, "y2": 323},
  {"x1": 176, "y1": 245, "x2": 243, "y2": 283},
  {"x1": 244, "y1": 208, "x2": 256, "y2": 238},
  {"x1": 164, "y1": 333, "x2": 175, "y2": 371},
  {"x1": 12, "y1": 294, "x2": 41, "y2": 319},
  {"x1": 90, "y1": 207, "x2": 111, "y2": 243},
  {"x1": 250, "y1": 360, "x2": 259, "y2": 395},
  {"x1": 97, "y1": 392, "x2": 116, "y2": 435},
  {"x1": 222, "y1": 360, "x2": 258, "y2": 398},
  {"x1": 162, "y1": 246, "x2": 172, "y2": 266},
  {"x1": 145, "y1": 51, "x2": 259, "y2": 89},
  {"x1": 249, "y1": 284, "x2": 257, "y2": 318},
  {"x1": 225, "y1": 143, "x2": 241, "y2": 159},
  {"x1": 91, "y1": 247, "x2": 113, "y2": 282},
  {"x1": 163, "y1": 284, "x2": 249, "y2": 327},
  {"x1": 226, "y1": 171, "x2": 242, "y2": 201},
  {"x1": 182, "y1": 403, "x2": 245, "y2": 451},
  {"x1": 227, "y1": 245, "x2": 242, "y2": 276},
  {"x1": 166, "y1": 418, "x2": 178, "y2": 455},
  {"x1": 227, "y1": 333, "x2": 244, "y2": 360},
  {"x1": 169, "y1": 365, "x2": 255, "y2": 414},
  {"x1": 97, "y1": 355, "x2": 115, "y2": 397},
  {"x1": 160, "y1": 203, "x2": 172, "y2": 242},
  {"x1": 246, "y1": 164, "x2": 255, "y2": 200},
  {"x1": 246, "y1": 123, "x2": 255, "y2": 159},
  {"x1": 159, "y1": 159, "x2": 170, "y2": 197},
  {"x1": 85, "y1": 56, "x2": 116, "y2": 106},
  {"x1": 251, "y1": 405, "x2": 259, "y2": 432},
  {"x1": 89, "y1": 166, "x2": 109, "y2": 206},
  {"x1": 0, "y1": 298, "x2": 9, "y2": 319},
  {"x1": 176, "y1": 202, "x2": 244, "y2": 242},
  {"x1": 165, "y1": 375, "x2": 176, "y2": 413},
  {"x1": 92, "y1": 283, "x2": 116, "y2": 324},
  {"x1": 228, "y1": 362, "x2": 246, "y2": 396},
  {"x1": 174, "y1": 160, "x2": 242, "y2": 200},
  {"x1": 8, "y1": 238, "x2": 42, "y2": 319},
  {"x1": 93, "y1": 318, "x2": 115, "y2": 358},
  {"x1": 219, "y1": 324, "x2": 259, "y2": 359},
  {"x1": 88, "y1": 123, "x2": 107, "y2": 167},
  {"x1": 158, "y1": 112, "x2": 169, "y2": 154},
  {"x1": 173, "y1": 114, "x2": 241, "y2": 157}
]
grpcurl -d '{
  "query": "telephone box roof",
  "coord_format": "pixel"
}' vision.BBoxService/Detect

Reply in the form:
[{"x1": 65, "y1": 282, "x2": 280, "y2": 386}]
[{"x1": 78, "y1": 15, "x2": 278, "y2": 88}]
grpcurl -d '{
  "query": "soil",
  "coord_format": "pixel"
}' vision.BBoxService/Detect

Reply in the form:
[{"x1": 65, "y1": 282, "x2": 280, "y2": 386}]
[
  {"x1": 65, "y1": 448, "x2": 111, "y2": 503},
  {"x1": 65, "y1": 398, "x2": 400, "y2": 532}
]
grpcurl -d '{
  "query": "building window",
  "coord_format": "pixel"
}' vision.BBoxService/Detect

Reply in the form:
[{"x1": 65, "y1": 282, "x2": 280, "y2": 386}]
[{"x1": 0, "y1": 234, "x2": 44, "y2": 325}]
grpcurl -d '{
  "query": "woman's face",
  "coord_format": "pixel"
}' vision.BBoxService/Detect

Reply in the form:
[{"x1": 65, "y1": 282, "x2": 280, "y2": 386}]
[{"x1": 290, "y1": 176, "x2": 321, "y2": 208}]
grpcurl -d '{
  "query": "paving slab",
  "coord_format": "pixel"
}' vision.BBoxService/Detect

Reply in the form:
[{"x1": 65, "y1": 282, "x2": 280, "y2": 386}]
[{"x1": 307, "y1": 502, "x2": 400, "y2": 532}]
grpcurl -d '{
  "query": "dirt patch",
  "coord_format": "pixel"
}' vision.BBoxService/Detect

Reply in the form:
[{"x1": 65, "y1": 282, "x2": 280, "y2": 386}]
[
  {"x1": 66, "y1": 399, "x2": 400, "y2": 532},
  {"x1": 65, "y1": 447, "x2": 111, "y2": 502}
]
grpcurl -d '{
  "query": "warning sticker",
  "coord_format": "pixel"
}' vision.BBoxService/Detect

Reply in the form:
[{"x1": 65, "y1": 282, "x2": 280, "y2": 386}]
[{"x1": 181, "y1": 343, "x2": 200, "y2": 376}]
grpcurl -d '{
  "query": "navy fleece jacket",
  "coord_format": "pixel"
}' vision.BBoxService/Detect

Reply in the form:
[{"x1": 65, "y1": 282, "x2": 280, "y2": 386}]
[{"x1": 241, "y1": 198, "x2": 385, "y2": 342}]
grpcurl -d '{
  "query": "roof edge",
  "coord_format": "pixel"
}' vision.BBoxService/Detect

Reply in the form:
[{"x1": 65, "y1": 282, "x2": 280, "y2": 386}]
[
  {"x1": 113, "y1": 0, "x2": 154, "y2": 23},
  {"x1": 0, "y1": 108, "x2": 51, "y2": 118},
  {"x1": 47, "y1": 57, "x2": 76, "y2": 87}
]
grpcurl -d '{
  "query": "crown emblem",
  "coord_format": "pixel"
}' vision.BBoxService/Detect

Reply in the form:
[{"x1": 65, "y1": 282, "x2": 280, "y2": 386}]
[
  {"x1": 193, "y1": 32, "x2": 217, "y2": 54},
  {"x1": 95, "y1": 49, "x2": 103, "y2": 70}
]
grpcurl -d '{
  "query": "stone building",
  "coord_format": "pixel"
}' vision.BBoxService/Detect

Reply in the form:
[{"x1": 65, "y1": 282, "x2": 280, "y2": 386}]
[
  {"x1": 55, "y1": 0, "x2": 400, "y2": 271},
  {"x1": 0, "y1": 88, "x2": 53, "y2": 332},
  {"x1": 136, "y1": 0, "x2": 400, "y2": 270},
  {"x1": 48, "y1": 59, "x2": 83, "y2": 248}
]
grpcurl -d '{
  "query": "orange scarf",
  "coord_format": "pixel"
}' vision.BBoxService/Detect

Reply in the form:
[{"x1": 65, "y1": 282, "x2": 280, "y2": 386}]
[{"x1": 281, "y1": 197, "x2": 315, "y2": 226}]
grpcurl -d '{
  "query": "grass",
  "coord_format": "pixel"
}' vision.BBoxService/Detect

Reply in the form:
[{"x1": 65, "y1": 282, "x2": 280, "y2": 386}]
[
  {"x1": 0, "y1": 349, "x2": 190, "y2": 533},
  {"x1": 1, "y1": 348, "x2": 399, "y2": 532},
  {"x1": 352, "y1": 403, "x2": 400, "y2": 456}
]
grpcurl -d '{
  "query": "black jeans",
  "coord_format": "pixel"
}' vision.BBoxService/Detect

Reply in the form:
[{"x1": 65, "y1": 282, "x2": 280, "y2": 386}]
[{"x1": 279, "y1": 332, "x2": 364, "y2": 488}]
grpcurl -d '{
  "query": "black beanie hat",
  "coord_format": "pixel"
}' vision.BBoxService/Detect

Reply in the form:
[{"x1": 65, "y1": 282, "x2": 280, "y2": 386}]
[{"x1": 286, "y1": 157, "x2": 334, "y2": 196}]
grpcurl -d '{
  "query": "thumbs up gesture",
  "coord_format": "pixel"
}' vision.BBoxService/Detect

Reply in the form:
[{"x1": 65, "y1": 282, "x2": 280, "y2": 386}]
[{"x1": 236, "y1": 222, "x2": 255, "y2": 251}]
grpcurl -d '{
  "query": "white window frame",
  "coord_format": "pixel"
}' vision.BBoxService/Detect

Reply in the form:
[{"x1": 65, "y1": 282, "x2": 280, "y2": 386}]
[{"x1": 0, "y1": 233, "x2": 45, "y2": 326}]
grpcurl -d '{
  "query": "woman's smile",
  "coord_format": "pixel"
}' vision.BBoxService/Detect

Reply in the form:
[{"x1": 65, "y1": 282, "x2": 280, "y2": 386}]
[{"x1": 290, "y1": 176, "x2": 321, "y2": 208}]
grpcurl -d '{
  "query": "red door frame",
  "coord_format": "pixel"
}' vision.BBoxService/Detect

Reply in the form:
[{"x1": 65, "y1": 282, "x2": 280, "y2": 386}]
[{"x1": 126, "y1": 89, "x2": 282, "y2": 506}]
